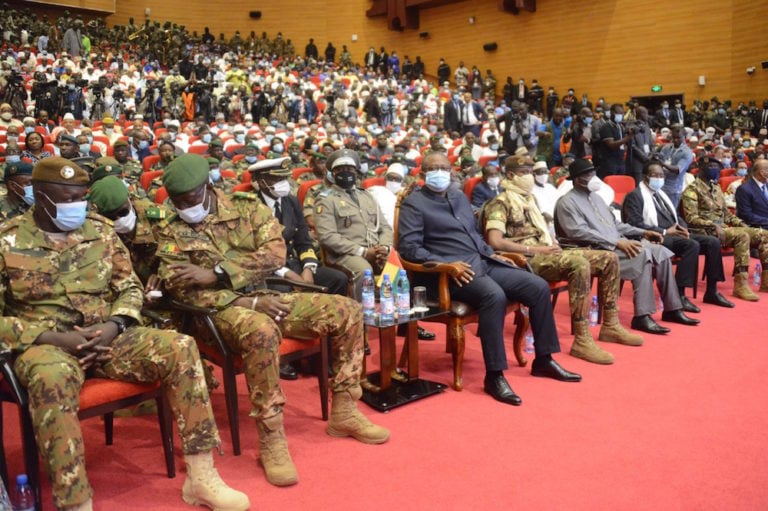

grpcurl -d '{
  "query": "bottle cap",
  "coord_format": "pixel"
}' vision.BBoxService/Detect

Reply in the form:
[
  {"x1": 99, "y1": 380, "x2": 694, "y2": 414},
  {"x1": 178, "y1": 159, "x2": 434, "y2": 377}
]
[{"x1": 16, "y1": 474, "x2": 28, "y2": 485}]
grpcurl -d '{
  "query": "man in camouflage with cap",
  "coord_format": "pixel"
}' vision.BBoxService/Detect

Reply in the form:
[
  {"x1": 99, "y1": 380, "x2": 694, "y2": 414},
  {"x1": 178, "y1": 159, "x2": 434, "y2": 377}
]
[
  {"x1": 92, "y1": 159, "x2": 148, "y2": 200},
  {"x1": 484, "y1": 154, "x2": 643, "y2": 364},
  {"x1": 0, "y1": 157, "x2": 249, "y2": 511},
  {"x1": 155, "y1": 154, "x2": 390, "y2": 488},
  {"x1": 0, "y1": 160, "x2": 34, "y2": 222},
  {"x1": 112, "y1": 138, "x2": 144, "y2": 184},
  {"x1": 233, "y1": 143, "x2": 261, "y2": 178},
  {"x1": 315, "y1": 149, "x2": 394, "y2": 298},
  {"x1": 286, "y1": 141, "x2": 309, "y2": 169}
]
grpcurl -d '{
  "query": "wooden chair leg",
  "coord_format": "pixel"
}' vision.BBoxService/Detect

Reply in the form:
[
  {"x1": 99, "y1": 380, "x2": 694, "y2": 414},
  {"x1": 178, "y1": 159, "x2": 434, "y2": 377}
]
[
  {"x1": 318, "y1": 338, "x2": 329, "y2": 421},
  {"x1": 513, "y1": 308, "x2": 529, "y2": 367},
  {"x1": 155, "y1": 392, "x2": 176, "y2": 478},
  {"x1": 104, "y1": 412, "x2": 114, "y2": 445},
  {"x1": 449, "y1": 323, "x2": 465, "y2": 391}
]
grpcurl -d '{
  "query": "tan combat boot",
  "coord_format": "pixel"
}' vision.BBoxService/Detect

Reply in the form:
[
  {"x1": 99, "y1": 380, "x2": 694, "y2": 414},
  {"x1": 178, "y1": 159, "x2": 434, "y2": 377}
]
[
  {"x1": 759, "y1": 270, "x2": 768, "y2": 292},
  {"x1": 733, "y1": 273, "x2": 760, "y2": 301},
  {"x1": 569, "y1": 319, "x2": 615, "y2": 364},
  {"x1": 598, "y1": 307, "x2": 644, "y2": 346},
  {"x1": 65, "y1": 498, "x2": 93, "y2": 511},
  {"x1": 182, "y1": 451, "x2": 250, "y2": 511},
  {"x1": 257, "y1": 413, "x2": 298, "y2": 486},
  {"x1": 327, "y1": 388, "x2": 390, "y2": 444}
]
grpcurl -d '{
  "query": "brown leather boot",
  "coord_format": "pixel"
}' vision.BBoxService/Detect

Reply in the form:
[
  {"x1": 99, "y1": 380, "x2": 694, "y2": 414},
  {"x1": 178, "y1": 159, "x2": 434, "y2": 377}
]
[
  {"x1": 257, "y1": 414, "x2": 298, "y2": 486},
  {"x1": 182, "y1": 451, "x2": 250, "y2": 510},
  {"x1": 327, "y1": 388, "x2": 390, "y2": 444},
  {"x1": 734, "y1": 273, "x2": 760, "y2": 301},
  {"x1": 598, "y1": 307, "x2": 644, "y2": 346},
  {"x1": 569, "y1": 319, "x2": 614, "y2": 364}
]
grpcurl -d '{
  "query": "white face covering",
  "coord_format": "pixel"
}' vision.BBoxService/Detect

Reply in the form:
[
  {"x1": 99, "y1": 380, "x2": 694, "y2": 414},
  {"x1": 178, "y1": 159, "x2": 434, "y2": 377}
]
[
  {"x1": 534, "y1": 173, "x2": 549, "y2": 186},
  {"x1": 385, "y1": 180, "x2": 403, "y2": 194},
  {"x1": 177, "y1": 188, "x2": 210, "y2": 224},
  {"x1": 587, "y1": 176, "x2": 602, "y2": 192},
  {"x1": 272, "y1": 179, "x2": 291, "y2": 197},
  {"x1": 113, "y1": 206, "x2": 137, "y2": 233}
]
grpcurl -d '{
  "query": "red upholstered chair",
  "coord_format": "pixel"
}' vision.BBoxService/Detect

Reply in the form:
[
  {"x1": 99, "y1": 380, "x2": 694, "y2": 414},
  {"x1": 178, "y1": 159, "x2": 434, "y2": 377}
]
[
  {"x1": 142, "y1": 154, "x2": 161, "y2": 173},
  {"x1": 188, "y1": 145, "x2": 208, "y2": 155},
  {"x1": 298, "y1": 179, "x2": 322, "y2": 206},
  {"x1": 463, "y1": 176, "x2": 483, "y2": 201},
  {"x1": 141, "y1": 170, "x2": 164, "y2": 191},
  {"x1": 719, "y1": 175, "x2": 740, "y2": 193},
  {"x1": 232, "y1": 182, "x2": 252, "y2": 193},
  {"x1": 221, "y1": 169, "x2": 237, "y2": 180},
  {"x1": 291, "y1": 167, "x2": 312, "y2": 180},
  {"x1": 362, "y1": 177, "x2": 385, "y2": 189},
  {"x1": 720, "y1": 168, "x2": 736, "y2": 177},
  {"x1": 154, "y1": 186, "x2": 169, "y2": 204},
  {"x1": 603, "y1": 175, "x2": 636, "y2": 206}
]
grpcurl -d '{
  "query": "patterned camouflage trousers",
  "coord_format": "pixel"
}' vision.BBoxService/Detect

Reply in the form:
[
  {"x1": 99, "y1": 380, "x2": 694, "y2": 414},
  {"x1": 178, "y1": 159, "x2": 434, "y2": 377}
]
[
  {"x1": 529, "y1": 248, "x2": 621, "y2": 321},
  {"x1": 13, "y1": 327, "x2": 219, "y2": 509},
  {"x1": 723, "y1": 227, "x2": 768, "y2": 269},
  {"x1": 203, "y1": 292, "x2": 364, "y2": 421}
]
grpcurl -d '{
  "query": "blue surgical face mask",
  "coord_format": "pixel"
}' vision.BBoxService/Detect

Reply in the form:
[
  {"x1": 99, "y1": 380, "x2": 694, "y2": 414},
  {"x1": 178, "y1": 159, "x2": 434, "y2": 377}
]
[
  {"x1": 722, "y1": 157, "x2": 732, "y2": 167},
  {"x1": 272, "y1": 143, "x2": 284, "y2": 153},
  {"x1": 209, "y1": 167, "x2": 221, "y2": 182},
  {"x1": 236, "y1": 134, "x2": 245, "y2": 144},
  {"x1": 24, "y1": 126, "x2": 34, "y2": 134},
  {"x1": 326, "y1": 170, "x2": 334, "y2": 183},
  {"x1": 743, "y1": 141, "x2": 751, "y2": 148},
  {"x1": 41, "y1": 192, "x2": 87, "y2": 231},
  {"x1": 270, "y1": 119, "x2": 278, "y2": 126},
  {"x1": 648, "y1": 177, "x2": 664, "y2": 192},
  {"x1": 21, "y1": 185, "x2": 35, "y2": 205},
  {"x1": 736, "y1": 166, "x2": 748, "y2": 177},
  {"x1": 311, "y1": 143, "x2": 319, "y2": 152},
  {"x1": 265, "y1": 134, "x2": 274, "y2": 144},
  {"x1": 79, "y1": 143, "x2": 90, "y2": 154},
  {"x1": 138, "y1": 140, "x2": 149, "y2": 150},
  {"x1": 613, "y1": 113, "x2": 623, "y2": 123},
  {"x1": 425, "y1": 169, "x2": 451, "y2": 192},
  {"x1": 245, "y1": 155, "x2": 258, "y2": 163},
  {"x1": 201, "y1": 133, "x2": 212, "y2": 144},
  {"x1": 5, "y1": 154, "x2": 20, "y2": 163}
]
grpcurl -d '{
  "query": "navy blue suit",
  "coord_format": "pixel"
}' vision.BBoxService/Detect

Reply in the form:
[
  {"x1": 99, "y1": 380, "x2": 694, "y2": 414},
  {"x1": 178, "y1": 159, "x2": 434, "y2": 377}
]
[
  {"x1": 470, "y1": 181, "x2": 500, "y2": 211},
  {"x1": 735, "y1": 179, "x2": 768, "y2": 230},
  {"x1": 397, "y1": 187, "x2": 560, "y2": 372}
]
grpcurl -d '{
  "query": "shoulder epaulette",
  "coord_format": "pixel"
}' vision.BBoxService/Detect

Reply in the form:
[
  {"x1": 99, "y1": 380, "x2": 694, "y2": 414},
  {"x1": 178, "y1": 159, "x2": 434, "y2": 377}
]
[
  {"x1": 233, "y1": 191, "x2": 259, "y2": 200},
  {"x1": 87, "y1": 211, "x2": 114, "y2": 226}
]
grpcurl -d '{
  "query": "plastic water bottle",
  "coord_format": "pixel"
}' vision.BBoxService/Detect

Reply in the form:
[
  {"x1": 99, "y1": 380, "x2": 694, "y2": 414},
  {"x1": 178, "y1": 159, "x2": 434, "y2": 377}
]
[
  {"x1": 522, "y1": 307, "x2": 535, "y2": 354},
  {"x1": 361, "y1": 269, "x2": 376, "y2": 319},
  {"x1": 11, "y1": 474, "x2": 34, "y2": 511},
  {"x1": 380, "y1": 274, "x2": 395, "y2": 323},
  {"x1": 589, "y1": 295, "x2": 599, "y2": 327},
  {"x1": 395, "y1": 269, "x2": 411, "y2": 319},
  {"x1": 753, "y1": 262, "x2": 762, "y2": 288}
]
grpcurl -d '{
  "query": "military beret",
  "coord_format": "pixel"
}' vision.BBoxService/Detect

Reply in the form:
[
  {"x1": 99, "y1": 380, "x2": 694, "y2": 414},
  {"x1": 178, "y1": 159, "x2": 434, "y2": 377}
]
[
  {"x1": 209, "y1": 139, "x2": 224, "y2": 149},
  {"x1": 327, "y1": 148, "x2": 360, "y2": 170},
  {"x1": 288, "y1": 141, "x2": 300, "y2": 149},
  {"x1": 460, "y1": 155, "x2": 476, "y2": 166},
  {"x1": 32, "y1": 157, "x2": 89, "y2": 186},
  {"x1": 92, "y1": 162, "x2": 124, "y2": 183},
  {"x1": 249, "y1": 156, "x2": 291, "y2": 177},
  {"x1": 504, "y1": 154, "x2": 534, "y2": 170},
  {"x1": 4, "y1": 161, "x2": 33, "y2": 182},
  {"x1": 310, "y1": 151, "x2": 327, "y2": 161},
  {"x1": 59, "y1": 133, "x2": 78, "y2": 145},
  {"x1": 113, "y1": 139, "x2": 128, "y2": 148},
  {"x1": 162, "y1": 153, "x2": 209, "y2": 195},
  {"x1": 95, "y1": 156, "x2": 120, "y2": 167},
  {"x1": 245, "y1": 143, "x2": 259, "y2": 151},
  {"x1": 206, "y1": 157, "x2": 220, "y2": 166},
  {"x1": 89, "y1": 175, "x2": 129, "y2": 213}
]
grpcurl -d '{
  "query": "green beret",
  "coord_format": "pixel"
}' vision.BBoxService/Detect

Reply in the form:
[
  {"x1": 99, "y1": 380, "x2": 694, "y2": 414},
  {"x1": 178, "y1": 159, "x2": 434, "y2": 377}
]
[
  {"x1": 206, "y1": 157, "x2": 220, "y2": 166},
  {"x1": 162, "y1": 153, "x2": 209, "y2": 195},
  {"x1": 59, "y1": 133, "x2": 78, "y2": 145},
  {"x1": 113, "y1": 139, "x2": 129, "y2": 148},
  {"x1": 32, "y1": 157, "x2": 89, "y2": 186},
  {"x1": 209, "y1": 139, "x2": 224, "y2": 149},
  {"x1": 309, "y1": 151, "x2": 326, "y2": 161},
  {"x1": 288, "y1": 141, "x2": 300, "y2": 149},
  {"x1": 92, "y1": 163, "x2": 124, "y2": 183},
  {"x1": 89, "y1": 176, "x2": 129, "y2": 213},
  {"x1": 4, "y1": 161, "x2": 34, "y2": 182},
  {"x1": 95, "y1": 156, "x2": 120, "y2": 167}
]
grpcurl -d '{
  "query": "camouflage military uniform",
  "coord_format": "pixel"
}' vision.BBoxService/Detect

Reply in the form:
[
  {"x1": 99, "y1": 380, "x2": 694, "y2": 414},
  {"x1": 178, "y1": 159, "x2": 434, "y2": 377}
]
[
  {"x1": 0, "y1": 211, "x2": 219, "y2": 509},
  {"x1": 120, "y1": 158, "x2": 143, "y2": 184},
  {"x1": 484, "y1": 188, "x2": 622, "y2": 320},
  {"x1": 0, "y1": 195, "x2": 29, "y2": 223},
  {"x1": 681, "y1": 177, "x2": 768, "y2": 268},
  {"x1": 155, "y1": 190, "x2": 366, "y2": 420},
  {"x1": 119, "y1": 198, "x2": 170, "y2": 284}
]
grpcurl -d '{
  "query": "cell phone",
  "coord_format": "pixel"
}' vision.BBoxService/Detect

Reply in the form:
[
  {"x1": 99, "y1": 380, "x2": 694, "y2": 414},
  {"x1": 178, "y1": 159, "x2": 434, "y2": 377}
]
[{"x1": 147, "y1": 290, "x2": 163, "y2": 298}]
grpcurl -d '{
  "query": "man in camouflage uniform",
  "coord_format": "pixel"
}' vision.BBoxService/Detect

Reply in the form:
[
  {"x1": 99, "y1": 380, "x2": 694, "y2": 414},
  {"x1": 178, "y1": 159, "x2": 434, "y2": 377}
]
[
  {"x1": 315, "y1": 149, "x2": 394, "y2": 298},
  {"x1": 155, "y1": 154, "x2": 390, "y2": 488},
  {"x1": 0, "y1": 161, "x2": 34, "y2": 222},
  {"x1": 233, "y1": 143, "x2": 261, "y2": 178},
  {"x1": 286, "y1": 141, "x2": 309, "y2": 169},
  {"x1": 92, "y1": 159, "x2": 148, "y2": 200},
  {"x1": 112, "y1": 139, "x2": 143, "y2": 185},
  {"x1": 301, "y1": 152, "x2": 331, "y2": 235},
  {"x1": 206, "y1": 156, "x2": 239, "y2": 194},
  {"x1": 681, "y1": 155, "x2": 768, "y2": 300},
  {"x1": 484, "y1": 155, "x2": 643, "y2": 364},
  {"x1": 0, "y1": 158, "x2": 249, "y2": 511}
]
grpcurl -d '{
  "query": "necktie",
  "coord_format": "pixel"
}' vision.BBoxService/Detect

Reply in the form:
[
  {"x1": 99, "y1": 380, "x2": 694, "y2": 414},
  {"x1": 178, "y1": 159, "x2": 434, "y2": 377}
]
[
  {"x1": 763, "y1": 110, "x2": 768, "y2": 127},
  {"x1": 653, "y1": 193, "x2": 673, "y2": 224},
  {"x1": 664, "y1": 109, "x2": 669, "y2": 119},
  {"x1": 762, "y1": 184, "x2": 768, "y2": 202},
  {"x1": 677, "y1": 109, "x2": 683, "y2": 121},
  {"x1": 274, "y1": 199, "x2": 282, "y2": 222}
]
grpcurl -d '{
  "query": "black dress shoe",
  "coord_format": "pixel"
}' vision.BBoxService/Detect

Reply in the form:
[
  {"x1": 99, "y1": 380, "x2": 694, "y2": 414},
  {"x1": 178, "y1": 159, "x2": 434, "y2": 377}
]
[
  {"x1": 680, "y1": 296, "x2": 701, "y2": 313},
  {"x1": 631, "y1": 315, "x2": 671, "y2": 335},
  {"x1": 703, "y1": 291, "x2": 735, "y2": 308},
  {"x1": 661, "y1": 309, "x2": 700, "y2": 326},
  {"x1": 483, "y1": 374, "x2": 522, "y2": 406},
  {"x1": 417, "y1": 326, "x2": 436, "y2": 340},
  {"x1": 279, "y1": 363, "x2": 298, "y2": 380},
  {"x1": 531, "y1": 358, "x2": 582, "y2": 382}
]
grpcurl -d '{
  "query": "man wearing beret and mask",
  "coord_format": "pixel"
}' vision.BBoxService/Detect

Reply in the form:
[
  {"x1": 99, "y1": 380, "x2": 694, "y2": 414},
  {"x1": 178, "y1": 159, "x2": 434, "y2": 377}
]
[
  {"x1": 681, "y1": 154, "x2": 768, "y2": 300},
  {"x1": 0, "y1": 160, "x2": 34, "y2": 222},
  {"x1": 555, "y1": 158, "x2": 700, "y2": 334},
  {"x1": 155, "y1": 153, "x2": 389, "y2": 489},
  {"x1": 484, "y1": 155, "x2": 643, "y2": 365},
  {"x1": 112, "y1": 138, "x2": 144, "y2": 184},
  {"x1": 0, "y1": 157, "x2": 249, "y2": 511},
  {"x1": 315, "y1": 149, "x2": 393, "y2": 298}
]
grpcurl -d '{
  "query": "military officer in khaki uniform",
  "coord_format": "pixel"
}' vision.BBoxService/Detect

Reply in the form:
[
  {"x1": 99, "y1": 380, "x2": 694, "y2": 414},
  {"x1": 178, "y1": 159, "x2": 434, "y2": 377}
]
[
  {"x1": 0, "y1": 160, "x2": 34, "y2": 222},
  {"x1": 681, "y1": 155, "x2": 768, "y2": 301},
  {"x1": 155, "y1": 154, "x2": 390, "y2": 488},
  {"x1": 484, "y1": 155, "x2": 644, "y2": 364},
  {"x1": 315, "y1": 149, "x2": 394, "y2": 298},
  {"x1": 0, "y1": 157, "x2": 248, "y2": 511}
]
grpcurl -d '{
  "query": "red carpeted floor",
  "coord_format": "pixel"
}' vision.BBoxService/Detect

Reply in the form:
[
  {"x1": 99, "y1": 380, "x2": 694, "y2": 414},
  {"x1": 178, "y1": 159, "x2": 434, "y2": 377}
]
[{"x1": 4, "y1": 256, "x2": 768, "y2": 510}]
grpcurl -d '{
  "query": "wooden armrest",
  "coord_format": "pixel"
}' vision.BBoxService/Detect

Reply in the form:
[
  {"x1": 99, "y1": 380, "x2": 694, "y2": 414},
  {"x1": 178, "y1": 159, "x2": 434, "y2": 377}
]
[
  {"x1": 401, "y1": 259, "x2": 467, "y2": 278},
  {"x1": 494, "y1": 251, "x2": 528, "y2": 267},
  {"x1": 141, "y1": 307, "x2": 172, "y2": 327},
  {"x1": 264, "y1": 276, "x2": 329, "y2": 293}
]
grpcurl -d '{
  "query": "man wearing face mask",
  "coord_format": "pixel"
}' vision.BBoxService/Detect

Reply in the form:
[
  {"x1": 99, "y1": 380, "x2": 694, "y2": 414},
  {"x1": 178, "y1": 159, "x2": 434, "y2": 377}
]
[
  {"x1": 484, "y1": 155, "x2": 643, "y2": 364},
  {"x1": 112, "y1": 139, "x2": 144, "y2": 184},
  {"x1": 724, "y1": 160, "x2": 750, "y2": 209},
  {"x1": 367, "y1": 162, "x2": 406, "y2": 229},
  {"x1": 597, "y1": 104, "x2": 633, "y2": 178},
  {"x1": 0, "y1": 157, "x2": 249, "y2": 511},
  {"x1": 470, "y1": 164, "x2": 502, "y2": 212},
  {"x1": 129, "y1": 130, "x2": 152, "y2": 163},
  {"x1": 156, "y1": 154, "x2": 389, "y2": 487},
  {"x1": 0, "y1": 102, "x2": 21, "y2": 128},
  {"x1": 530, "y1": 160, "x2": 559, "y2": 223},
  {"x1": 658, "y1": 126, "x2": 695, "y2": 208},
  {"x1": 315, "y1": 149, "x2": 393, "y2": 299},
  {"x1": 399, "y1": 152, "x2": 581, "y2": 406},
  {"x1": 623, "y1": 160, "x2": 734, "y2": 308},
  {"x1": 682, "y1": 156, "x2": 768, "y2": 299},
  {"x1": 556, "y1": 158, "x2": 700, "y2": 334},
  {"x1": 735, "y1": 160, "x2": 768, "y2": 230},
  {"x1": 0, "y1": 160, "x2": 34, "y2": 222}
]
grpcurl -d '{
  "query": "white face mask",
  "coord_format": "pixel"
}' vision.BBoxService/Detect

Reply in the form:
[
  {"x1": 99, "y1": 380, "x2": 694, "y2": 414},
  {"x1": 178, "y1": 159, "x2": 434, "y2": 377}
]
[
  {"x1": 177, "y1": 188, "x2": 210, "y2": 224},
  {"x1": 385, "y1": 180, "x2": 403, "y2": 194},
  {"x1": 587, "y1": 176, "x2": 602, "y2": 192},
  {"x1": 534, "y1": 173, "x2": 549, "y2": 186},
  {"x1": 486, "y1": 176, "x2": 501, "y2": 188},
  {"x1": 272, "y1": 179, "x2": 291, "y2": 197},
  {"x1": 113, "y1": 206, "x2": 137, "y2": 233}
]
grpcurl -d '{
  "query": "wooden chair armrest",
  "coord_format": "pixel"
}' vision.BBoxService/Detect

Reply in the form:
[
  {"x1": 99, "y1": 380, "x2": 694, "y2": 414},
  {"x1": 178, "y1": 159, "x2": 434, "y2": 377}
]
[
  {"x1": 264, "y1": 276, "x2": 329, "y2": 293},
  {"x1": 493, "y1": 251, "x2": 528, "y2": 267},
  {"x1": 401, "y1": 259, "x2": 468, "y2": 278}
]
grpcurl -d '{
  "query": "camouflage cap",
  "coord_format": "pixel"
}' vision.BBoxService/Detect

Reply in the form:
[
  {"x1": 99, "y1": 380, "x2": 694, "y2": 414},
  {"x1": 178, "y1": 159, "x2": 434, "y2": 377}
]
[
  {"x1": 92, "y1": 162, "x2": 124, "y2": 182},
  {"x1": 89, "y1": 175, "x2": 129, "y2": 213},
  {"x1": 32, "y1": 157, "x2": 89, "y2": 186},
  {"x1": 4, "y1": 161, "x2": 34, "y2": 182},
  {"x1": 249, "y1": 156, "x2": 291, "y2": 177},
  {"x1": 162, "y1": 153, "x2": 209, "y2": 195}
]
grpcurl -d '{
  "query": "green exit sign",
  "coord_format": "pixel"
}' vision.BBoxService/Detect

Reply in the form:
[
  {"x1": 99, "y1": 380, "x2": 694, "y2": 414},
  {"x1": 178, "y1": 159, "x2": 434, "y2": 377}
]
[{"x1": 651, "y1": 85, "x2": 663, "y2": 92}]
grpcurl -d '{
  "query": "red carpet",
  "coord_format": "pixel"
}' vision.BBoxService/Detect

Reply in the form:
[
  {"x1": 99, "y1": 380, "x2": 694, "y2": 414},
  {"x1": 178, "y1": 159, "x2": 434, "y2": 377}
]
[{"x1": 3, "y1": 256, "x2": 768, "y2": 510}]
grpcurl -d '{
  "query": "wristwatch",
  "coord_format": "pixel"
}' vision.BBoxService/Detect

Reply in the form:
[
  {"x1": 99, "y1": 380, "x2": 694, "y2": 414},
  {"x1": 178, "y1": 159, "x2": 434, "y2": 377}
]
[
  {"x1": 214, "y1": 263, "x2": 228, "y2": 286},
  {"x1": 108, "y1": 316, "x2": 128, "y2": 335}
]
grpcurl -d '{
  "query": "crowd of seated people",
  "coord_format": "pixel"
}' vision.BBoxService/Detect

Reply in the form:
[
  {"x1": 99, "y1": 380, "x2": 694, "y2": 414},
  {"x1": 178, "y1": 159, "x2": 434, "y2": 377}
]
[{"x1": 1, "y1": 5, "x2": 768, "y2": 510}]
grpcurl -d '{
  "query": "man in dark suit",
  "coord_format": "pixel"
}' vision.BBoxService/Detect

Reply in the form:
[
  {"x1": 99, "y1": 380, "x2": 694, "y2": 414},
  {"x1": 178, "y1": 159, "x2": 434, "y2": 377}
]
[
  {"x1": 652, "y1": 101, "x2": 672, "y2": 129},
  {"x1": 622, "y1": 160, "x2": 733, "y2": 307},
  {"x1": 443, "y1": 93, "x2": 462, "y2": 134},
  {"x1": 752, "y1": 99, "x2": 768, "y2": 138},
  {"x1": 460, "y1": 91, "x2": 486, "y2": 136},
  {"x1": 364, "y1": 47, "x2": 378, "y2": 70},
  {"x1": 735, "y1": 159, "x2": 768, "y2": 229},
  {"x1": 398, "y1": 152, "x2": 581, "y2": 407},
  {"x1": 514, "y1": 79, "x2": 528, "y2": 103},
  {"x1": 669, "y1": 100, "x2": 687, "y2": 126},
  {"x1": 470, "y1": 164, "x2": 501, "y2": 212}
]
